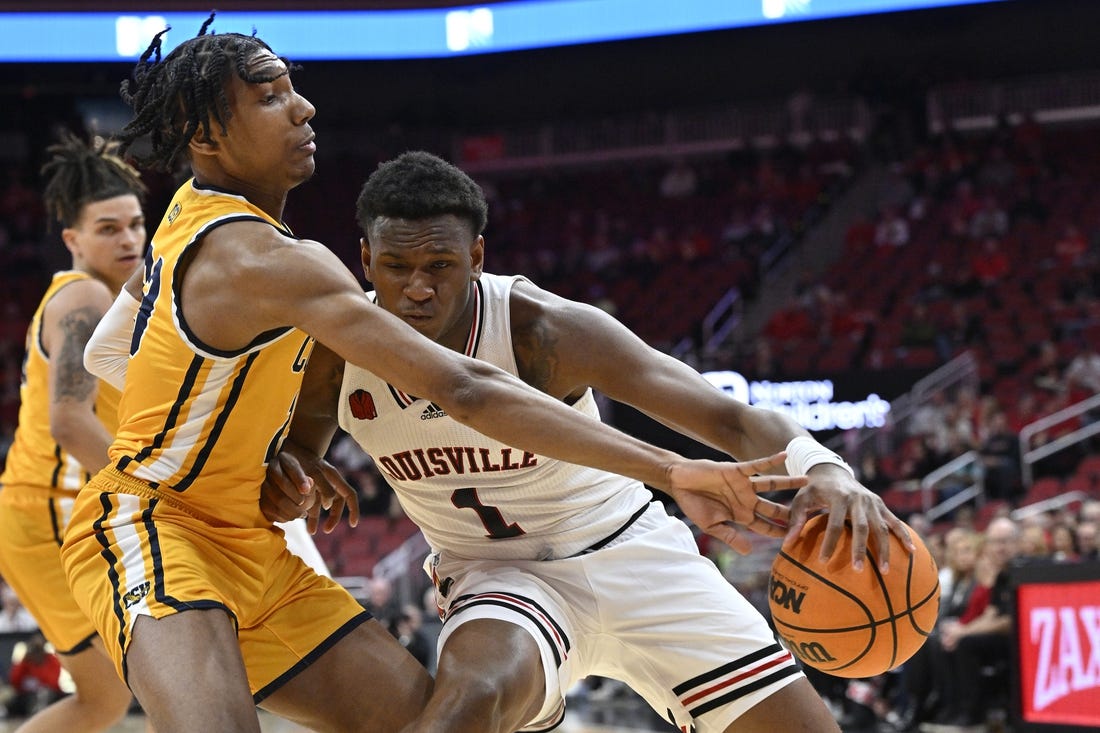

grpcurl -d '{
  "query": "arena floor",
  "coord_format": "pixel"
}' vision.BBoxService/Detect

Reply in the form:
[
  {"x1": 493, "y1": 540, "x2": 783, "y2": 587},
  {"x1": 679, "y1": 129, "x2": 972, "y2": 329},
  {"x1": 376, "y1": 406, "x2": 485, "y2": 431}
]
[{"x1": 0, "y1": 694, "x2": 679, "y2": 732}]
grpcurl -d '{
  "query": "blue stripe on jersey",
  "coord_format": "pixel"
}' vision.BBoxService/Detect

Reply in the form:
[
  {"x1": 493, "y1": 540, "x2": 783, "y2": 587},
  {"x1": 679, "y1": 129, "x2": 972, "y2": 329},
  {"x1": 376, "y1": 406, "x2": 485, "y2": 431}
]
[
  {"x1": 92, "y1": 491, "x2": 129, "y2": 681},
  {"x1": 173, "y1": 351, "x2": 258, "y2": 492},
  {"x1": 132, "y1": 354, "x2": 206, "y2": 465}
]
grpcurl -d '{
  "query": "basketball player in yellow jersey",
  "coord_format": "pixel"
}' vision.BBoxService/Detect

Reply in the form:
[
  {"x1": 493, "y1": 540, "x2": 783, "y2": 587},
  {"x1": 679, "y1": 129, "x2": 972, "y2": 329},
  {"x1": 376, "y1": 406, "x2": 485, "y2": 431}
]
[
  {"x1": 64, "y1": 18, "x2": 805, "y2": 733},
  {"x1": 0, "y1": 133, "x2": 147, "y2": 733}
]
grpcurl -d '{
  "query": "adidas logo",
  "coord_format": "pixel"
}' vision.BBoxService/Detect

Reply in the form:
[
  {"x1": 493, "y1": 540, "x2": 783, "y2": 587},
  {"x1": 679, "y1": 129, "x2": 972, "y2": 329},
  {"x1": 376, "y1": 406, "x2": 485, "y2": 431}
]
[{"x1": 420, "y1": 402, "x2": 447, "y2": 420}]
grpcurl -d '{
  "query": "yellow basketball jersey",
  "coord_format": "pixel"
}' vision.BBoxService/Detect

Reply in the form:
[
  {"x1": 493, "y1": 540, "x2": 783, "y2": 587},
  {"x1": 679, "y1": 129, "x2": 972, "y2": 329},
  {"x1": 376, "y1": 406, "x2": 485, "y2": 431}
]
[
  {"x1": 0, "y1": 271, "x2": 122, "y2": 492},
  {"x1": 110, "y1": 179, "x2": 313, "y2": 528}
]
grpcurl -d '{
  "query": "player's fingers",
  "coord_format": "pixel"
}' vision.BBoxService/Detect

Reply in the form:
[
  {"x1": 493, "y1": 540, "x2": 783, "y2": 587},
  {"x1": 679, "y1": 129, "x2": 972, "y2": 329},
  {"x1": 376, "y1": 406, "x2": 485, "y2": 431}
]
[
  {"x1": 746, "y1": 515, "x2": 788, "y2": 539},
  {"x1": 707, "y1": 522, "x2": 753, "y2": 555},
  {"x1": 322, "y1": 496, "x2": 346, "y2": 534},
  {"x1": 847, "y1": 507, "x2": 872, "y2": 570},
  {"x1": 820, "y1": 509, "x2": 857, "y2": 568},
  {"x1": 753, "y1": 497, "x2": 791, "y2": 527},
  {"x1": 305, "y1": 503, "x2": 321, "y2": 535},
  {"x1": 260, "y1": 477, "x2": 309, "y2": 522},
  {"x1": 319, "y1": 462, "x2": 360, "y2": 528},
  {"x1": 276, "y1": 452, "x2": 315, "y2": 497},
  {"x1": 783, "y1": 514, "x2": 810, "y2": 548},
  {"x1": 734, "y1": 451, "x2": 788, "y2": 476},
  {"x1": 748, "y1": 475, "x2": 808, "y2": 493}
]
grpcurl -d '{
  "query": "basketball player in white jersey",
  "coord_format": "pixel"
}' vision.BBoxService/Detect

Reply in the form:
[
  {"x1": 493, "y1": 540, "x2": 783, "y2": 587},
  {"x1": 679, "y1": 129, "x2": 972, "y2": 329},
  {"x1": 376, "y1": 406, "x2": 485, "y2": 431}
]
[{"x1": 263, "y1": 151, "x2": 911, "y2": 733}]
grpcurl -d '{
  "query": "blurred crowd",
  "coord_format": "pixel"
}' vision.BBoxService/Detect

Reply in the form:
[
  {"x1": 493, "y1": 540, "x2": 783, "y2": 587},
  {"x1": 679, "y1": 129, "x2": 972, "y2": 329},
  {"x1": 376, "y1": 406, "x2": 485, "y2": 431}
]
[{"x1": 0, "y1": 101, "x2": 1098, "y2": 732}]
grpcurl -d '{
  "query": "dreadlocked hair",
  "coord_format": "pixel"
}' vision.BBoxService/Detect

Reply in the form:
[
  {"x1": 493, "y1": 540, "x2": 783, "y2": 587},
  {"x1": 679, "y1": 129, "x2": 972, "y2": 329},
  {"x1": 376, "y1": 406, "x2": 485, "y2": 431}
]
[
  {"x1": 40, "y1": 131, "x2": 147, "y2": 229},
  {"x1": 117, "y1": 12, "x2": 294, "y2": 172}
]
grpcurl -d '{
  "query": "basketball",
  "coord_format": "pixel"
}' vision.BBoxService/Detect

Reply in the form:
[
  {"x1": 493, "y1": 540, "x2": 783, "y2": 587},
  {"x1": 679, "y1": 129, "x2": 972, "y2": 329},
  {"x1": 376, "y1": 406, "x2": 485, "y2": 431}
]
[{"x1": 768, "y1": 515, "x2": 940, "y2": 678}]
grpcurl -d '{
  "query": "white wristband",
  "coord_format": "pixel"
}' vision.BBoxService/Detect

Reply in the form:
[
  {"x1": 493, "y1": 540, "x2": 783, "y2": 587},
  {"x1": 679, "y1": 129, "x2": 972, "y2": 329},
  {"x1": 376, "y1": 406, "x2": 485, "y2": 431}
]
[{"x1": 784, "y1": 436, "x2": 854, "y2": 477}]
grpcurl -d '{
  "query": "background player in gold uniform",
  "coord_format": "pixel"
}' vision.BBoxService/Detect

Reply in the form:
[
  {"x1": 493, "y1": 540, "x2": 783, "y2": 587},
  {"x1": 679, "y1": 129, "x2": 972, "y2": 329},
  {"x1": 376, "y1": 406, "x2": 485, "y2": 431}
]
[
  {"x1": 0, "y1": 133, "x2": 147, "y2": 732},
  {"x1": 67, "y1": 18, "x2": 811, "y2": 733}
]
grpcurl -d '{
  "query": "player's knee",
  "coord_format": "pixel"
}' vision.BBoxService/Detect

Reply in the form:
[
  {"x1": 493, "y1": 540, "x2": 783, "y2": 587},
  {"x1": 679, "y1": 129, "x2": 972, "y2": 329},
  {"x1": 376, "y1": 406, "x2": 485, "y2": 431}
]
[{"x1": 434, "y1": 675, "x2": 533, "y2": 732}]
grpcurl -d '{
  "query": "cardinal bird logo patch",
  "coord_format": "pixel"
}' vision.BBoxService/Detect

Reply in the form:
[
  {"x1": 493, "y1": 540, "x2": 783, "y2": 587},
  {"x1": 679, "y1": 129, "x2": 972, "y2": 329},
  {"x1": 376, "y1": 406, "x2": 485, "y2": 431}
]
[{"x1": 349, "y1": 389, "x2": 378, "y2": 420}]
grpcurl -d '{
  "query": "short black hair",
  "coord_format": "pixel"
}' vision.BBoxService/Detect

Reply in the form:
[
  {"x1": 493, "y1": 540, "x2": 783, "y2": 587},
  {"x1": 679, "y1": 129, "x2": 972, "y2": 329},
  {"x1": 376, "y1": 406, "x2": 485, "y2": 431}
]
[
  {"x1": 41, "y1": 131, "x2": 146, "y2": 229},
  {"x1": 117, "y1": 13, "x2": 292, "y2": 172},
  {"x1": 356, "y1": 151, "x2": 488, "y2": 238}
]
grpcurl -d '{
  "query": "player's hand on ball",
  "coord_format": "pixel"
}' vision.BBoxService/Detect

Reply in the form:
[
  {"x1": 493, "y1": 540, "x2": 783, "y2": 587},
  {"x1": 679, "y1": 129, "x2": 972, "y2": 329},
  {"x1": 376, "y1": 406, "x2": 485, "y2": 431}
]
[
  {"x1": 667, "y1": 452, "x2": 803, "y2": 555},
  {"x1": 783, "y1": 464, "x2": 914, "y2": 572}
]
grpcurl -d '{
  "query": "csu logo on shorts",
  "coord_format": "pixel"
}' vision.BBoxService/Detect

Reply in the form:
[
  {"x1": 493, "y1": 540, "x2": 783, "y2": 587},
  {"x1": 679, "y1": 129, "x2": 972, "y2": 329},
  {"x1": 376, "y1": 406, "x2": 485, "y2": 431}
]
[{"x1": 122, "y1": 581, "x2": 151, "y2": 608}]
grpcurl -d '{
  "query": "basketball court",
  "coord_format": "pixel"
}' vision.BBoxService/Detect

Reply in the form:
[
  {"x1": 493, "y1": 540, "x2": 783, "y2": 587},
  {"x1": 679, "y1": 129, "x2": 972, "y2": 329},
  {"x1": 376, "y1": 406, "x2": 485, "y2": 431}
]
[{"x1": 0, "y1": 703, "x2": 677, "y2": 732}]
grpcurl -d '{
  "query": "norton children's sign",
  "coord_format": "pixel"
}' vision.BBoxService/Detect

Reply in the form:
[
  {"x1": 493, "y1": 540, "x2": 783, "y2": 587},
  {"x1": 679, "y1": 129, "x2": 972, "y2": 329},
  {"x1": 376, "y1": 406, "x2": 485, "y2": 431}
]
[{"x1": 702, "y1": 371, "x2": 891, "y2": 432}]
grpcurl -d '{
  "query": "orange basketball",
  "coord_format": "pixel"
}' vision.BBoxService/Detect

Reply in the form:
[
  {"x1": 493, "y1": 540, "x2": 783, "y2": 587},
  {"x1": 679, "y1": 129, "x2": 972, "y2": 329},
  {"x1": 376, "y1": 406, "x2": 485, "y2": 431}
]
[{"x1": 768, "y1": 515, "x2": 940, "y2": 678}]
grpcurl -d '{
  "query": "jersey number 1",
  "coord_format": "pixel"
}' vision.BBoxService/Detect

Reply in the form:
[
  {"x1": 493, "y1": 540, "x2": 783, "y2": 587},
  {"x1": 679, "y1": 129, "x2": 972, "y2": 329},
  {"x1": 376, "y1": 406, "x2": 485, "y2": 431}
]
[{"x1": 451, "y1": 487, "x2": 525, "y2": 539}]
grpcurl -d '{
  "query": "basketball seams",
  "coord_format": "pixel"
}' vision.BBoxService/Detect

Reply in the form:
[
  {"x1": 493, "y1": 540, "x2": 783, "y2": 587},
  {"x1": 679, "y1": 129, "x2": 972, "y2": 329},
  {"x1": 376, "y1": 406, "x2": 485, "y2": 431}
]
[
  {"x1": 769, "y1": 517, "x2": 941, "y2": 678},
  {"x1": 773, "y1": 548, "x2": 879, "y2": 673}
]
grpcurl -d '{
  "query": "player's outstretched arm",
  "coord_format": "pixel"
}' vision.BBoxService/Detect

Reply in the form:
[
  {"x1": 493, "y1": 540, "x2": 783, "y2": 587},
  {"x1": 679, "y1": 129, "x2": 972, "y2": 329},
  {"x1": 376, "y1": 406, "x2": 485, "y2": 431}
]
[
  {"x1": 245, "y1": 236, "x2": 691, "y2": 490},
  {"x1": 506, "y1": 281, "x2": 913, "y2": 567}
]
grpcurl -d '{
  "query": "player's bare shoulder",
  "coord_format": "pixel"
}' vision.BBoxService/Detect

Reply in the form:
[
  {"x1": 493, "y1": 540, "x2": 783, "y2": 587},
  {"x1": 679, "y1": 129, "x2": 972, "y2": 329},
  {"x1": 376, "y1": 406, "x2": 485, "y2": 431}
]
[{"x1": 508, "y1": 278, "x2": 593, "y2": 399}]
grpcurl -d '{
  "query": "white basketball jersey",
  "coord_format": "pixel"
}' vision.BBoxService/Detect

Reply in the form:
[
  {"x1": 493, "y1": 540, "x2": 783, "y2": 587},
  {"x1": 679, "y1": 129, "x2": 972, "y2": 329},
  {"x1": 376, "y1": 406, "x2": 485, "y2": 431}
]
[{"x1": 337, "y1": 273, "x2": 651, "y2": 561}]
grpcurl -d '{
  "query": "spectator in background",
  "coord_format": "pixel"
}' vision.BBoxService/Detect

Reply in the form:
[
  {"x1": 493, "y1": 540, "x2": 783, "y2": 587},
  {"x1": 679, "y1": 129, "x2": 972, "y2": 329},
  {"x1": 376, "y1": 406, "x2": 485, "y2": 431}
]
[
  {"x1": 977, "y1": 409, "x2": 1022, "y2": 501},
  {"x1": 361, "y1": 576, "x2": 402, "y2": 629},
  {"x1": 1049, "y1": 523, "x2": 1080, "y2": 562},
  {"x1": 1053, "y1": 224, "x2": 1088, "y2": 268},
  {"x1": 857, "y1": 452, "x2": 893, "y2": 495},
  {"x1": 1065, "y1": 342, "x2": 1100, "y2": 428},
  {"x1": 1076, "y1": 521, "x2": 1098, "y2": 560},
  {"x1": 1032, "y1": 340, "x2": 1066, "y2": 395},
  {"x1": 936, "y1": 301, "x2": 986, "y2": 360},
  {"x1": 899, "y1": 302, "x2": 939, "y2": 351},
  {"x1": 967, "y1": 195, "x2": 1008, "y2": 240},
  {"x1": 933, "y1": 517, "x2": 1021, "y2": 731},
  {"x1": 874, "y1": 206, "x2": 910, "y2": 248},
  {"x1": 386, "y1": 604, "x2": 433, "y2": 671},
  {"x1": 1065, "y1": 342, "x2": 1100, "y2": 396},
  {"x1": 658, "y1": 158, "x2": 697, "y2": 198},
  {"x1": 970, "y1": 237, "x2": 1010, "y2": 285},
  {"x1": 5, "y1": 634, "x2": 66, "y2": 719},
  {"x1": 0, "y1": 582, "x2": 36, "y2": 634},
  {"x1": 897, "y1": 528, "x2": 981, "y2": 731},
  {"x1": 1018, "y1": 523, "x2": 1051, "y2": 560}
]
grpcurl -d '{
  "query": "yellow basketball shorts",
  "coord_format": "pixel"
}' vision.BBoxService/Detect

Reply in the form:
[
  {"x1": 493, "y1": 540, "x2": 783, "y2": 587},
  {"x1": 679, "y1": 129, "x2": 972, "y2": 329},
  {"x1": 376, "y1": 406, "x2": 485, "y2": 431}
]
[
  {"x1": 60, "y1": 467, "x2": 370, "y2": 699},
  {"x1": 0, "y1": 483, "x2": 96, "y2": 654}
]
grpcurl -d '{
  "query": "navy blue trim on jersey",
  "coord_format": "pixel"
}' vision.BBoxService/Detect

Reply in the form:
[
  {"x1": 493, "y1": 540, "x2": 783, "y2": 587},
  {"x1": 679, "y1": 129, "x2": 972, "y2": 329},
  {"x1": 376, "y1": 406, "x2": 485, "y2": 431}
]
[
  {"x1": 122, "y1": 354, "x2": 205, "y2": 471},
  {"x1": 56, "y1": 632, "x2": 97, "y2": 656},
  {"x1": 93, "y1": 491, "x2": 132, "y2": 684},
  {"x1": 48, "y1": 497, "x2": 64, "y2": 546},
  {"x1": 172, "y1": 351, "x2": 259, "y2": 492},
  {"x1": 253, "y1": 611, "x2": 373, "y2": 704},
  {"x1": 49, "y1": 443, "x2": 63, "y2": 491},
  {"x1": 171, "y1": 213, "x2": 293, "y2": 359}
]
